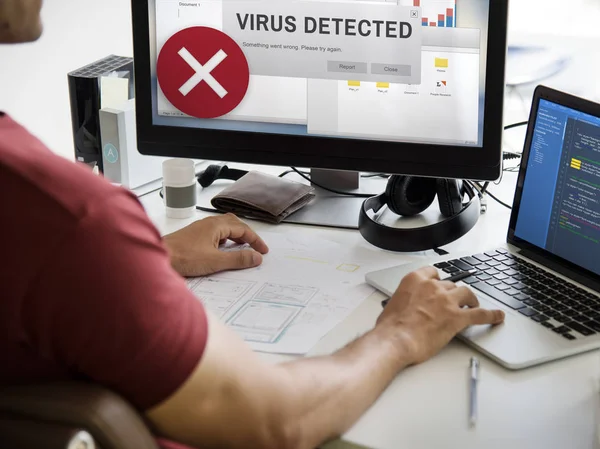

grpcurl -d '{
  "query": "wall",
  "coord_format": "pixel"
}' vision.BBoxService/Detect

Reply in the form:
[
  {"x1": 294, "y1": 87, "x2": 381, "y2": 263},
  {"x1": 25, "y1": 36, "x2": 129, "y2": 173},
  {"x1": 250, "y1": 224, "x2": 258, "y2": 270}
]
[
  {"x1": 0, "y1": 0, "x2": 133, "y2": 159},
  {"x1": 509, "y1": 0, "x2": 600, "y2": 39}
]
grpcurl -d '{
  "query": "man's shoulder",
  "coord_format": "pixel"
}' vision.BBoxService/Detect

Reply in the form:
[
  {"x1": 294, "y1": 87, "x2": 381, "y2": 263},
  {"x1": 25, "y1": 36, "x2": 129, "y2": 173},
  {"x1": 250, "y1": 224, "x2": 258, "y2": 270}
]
[{"x1": 0, "y1": 114, "x2": 137, "y2": 226}]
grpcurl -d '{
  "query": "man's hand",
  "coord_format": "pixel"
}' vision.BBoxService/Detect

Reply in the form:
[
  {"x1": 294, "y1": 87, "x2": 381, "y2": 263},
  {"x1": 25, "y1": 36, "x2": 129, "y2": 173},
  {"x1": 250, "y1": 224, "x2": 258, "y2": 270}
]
[
  {"x1": 377, "y1": 266, "x2": 505, "y2": 365},
  {"x1": 163, "y1": 214, "x2": 269, "y2": 277}
]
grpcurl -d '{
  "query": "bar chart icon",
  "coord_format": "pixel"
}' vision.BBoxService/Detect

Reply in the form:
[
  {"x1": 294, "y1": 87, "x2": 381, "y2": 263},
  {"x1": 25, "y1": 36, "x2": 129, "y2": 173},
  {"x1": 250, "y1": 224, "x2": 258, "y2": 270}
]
[
  {"x1": 415, "y1": 0, "x2": 456, "y2": 27},
  {"x1": 571, "y1": 158, "x2": 582, "y2": 170},
  {"x1": 435, "y1": 58, "x2": 449, "y2": 68}
]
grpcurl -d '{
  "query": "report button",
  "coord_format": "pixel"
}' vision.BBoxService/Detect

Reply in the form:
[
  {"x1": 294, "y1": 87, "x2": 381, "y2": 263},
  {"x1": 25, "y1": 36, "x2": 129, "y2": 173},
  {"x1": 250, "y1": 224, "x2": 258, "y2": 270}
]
[{"x1": 327, "y1": 61, "x2": 368, "y2": 74}]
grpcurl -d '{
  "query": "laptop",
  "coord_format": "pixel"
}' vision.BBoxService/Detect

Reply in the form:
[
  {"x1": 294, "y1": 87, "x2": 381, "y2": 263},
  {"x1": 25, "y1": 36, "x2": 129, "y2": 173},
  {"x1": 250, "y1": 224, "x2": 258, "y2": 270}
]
[{"x1": 366, "y1": 85, "x2": 600, "y2": 370}]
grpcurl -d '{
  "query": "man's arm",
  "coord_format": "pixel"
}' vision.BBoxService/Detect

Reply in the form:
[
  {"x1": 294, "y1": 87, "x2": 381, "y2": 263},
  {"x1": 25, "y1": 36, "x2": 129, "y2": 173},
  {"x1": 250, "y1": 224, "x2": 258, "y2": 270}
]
[
  {"x1": 147, "y1": 268, "x2": 505, "y2": 449},
  {"x1": 147, "y1": 311, "x2": 408, "y2": 449},
  {"x1": 27, "y1": 189, "x2": 501, "y2": 449}
]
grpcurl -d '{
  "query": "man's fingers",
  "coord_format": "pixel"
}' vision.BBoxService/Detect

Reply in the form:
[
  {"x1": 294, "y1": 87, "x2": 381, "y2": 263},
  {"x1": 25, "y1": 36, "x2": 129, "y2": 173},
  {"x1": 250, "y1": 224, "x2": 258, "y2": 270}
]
[
  {"x1": 417, "y1": 266, "x2": 441, "y2": 280},
  {"x1": 399, "y1": 266, "x2": 440, "y2": 292},
  {"x1": 211, "y1": 249, "x2": 263, "y2": 273},
  {"x1": 448, "y1": 286, "x2": 479, "y2": 307},
  {"x1": 438, "y1": 280, "x2": 458, "y2": 291},
  {"x1": 458, "y1": 294, "x2": 480, "y2": 308},
  {"x1": 464, "y1": 307, "x2": 506, "y2": 325},
  {"x1": 219, "y1": 215, "x2": 269, "y2": 254}
]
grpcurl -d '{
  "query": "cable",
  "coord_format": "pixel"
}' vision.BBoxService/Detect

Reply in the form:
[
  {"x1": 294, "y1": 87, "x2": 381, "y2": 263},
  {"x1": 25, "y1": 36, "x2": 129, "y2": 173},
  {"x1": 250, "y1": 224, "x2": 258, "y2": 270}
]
[
  {"x1": 282, "y1": 169, "x2": 389, "y2": 181},
  {"x1": 290, "y1": 167, "x2": 376, "y2": 198},
  {"x1": 480, "y1": 181, "x2": 490, "y2": 195},
  {"x1": 495, "y1": 121, "x2": 526, "y2": 178},
  {"x1": 485, "y1": 189, "x2": 513, "y2": 210},
  {"x1": 504, "y1": 164, "x2": 521, "y2": 173},
  {"x1": 361, "y1": 173, "x2": 390, "y2": 179},
  {"x1": 278, "y1": 169, "x2": 309, "y2": 178},
  {"x1": 466, "y1": 181, "x2": 483, "y2": 199},
  {"x1": 504, "y1": 121, "x2": 528, "y2": 131},
  {"x1": 472, "y1": 181, "x2": 512, "y2": 210},
  {"x1": 499, "y1": 121, "x2": 527, "y2": 176}
]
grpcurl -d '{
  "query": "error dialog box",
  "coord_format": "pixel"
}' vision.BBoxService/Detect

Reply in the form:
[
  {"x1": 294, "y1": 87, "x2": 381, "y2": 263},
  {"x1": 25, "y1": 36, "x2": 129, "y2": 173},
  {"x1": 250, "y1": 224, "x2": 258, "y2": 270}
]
[{"x1": 222, "y1": 0, "x2": 423, "y2": 84}]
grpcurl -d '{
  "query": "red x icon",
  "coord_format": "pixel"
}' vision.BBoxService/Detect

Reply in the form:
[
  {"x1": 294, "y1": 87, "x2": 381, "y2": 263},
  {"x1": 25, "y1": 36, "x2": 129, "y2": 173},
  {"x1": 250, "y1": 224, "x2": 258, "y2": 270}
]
[{"x1": 157, "y1": 27, "x2": 250, "y2": 119}]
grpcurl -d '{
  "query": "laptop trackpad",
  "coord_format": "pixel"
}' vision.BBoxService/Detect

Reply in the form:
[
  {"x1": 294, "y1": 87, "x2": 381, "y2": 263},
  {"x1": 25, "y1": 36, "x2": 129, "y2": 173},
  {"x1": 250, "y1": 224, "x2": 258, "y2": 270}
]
[{"x1": 459, "y1": 296, "x2": 572, "y2": 370}]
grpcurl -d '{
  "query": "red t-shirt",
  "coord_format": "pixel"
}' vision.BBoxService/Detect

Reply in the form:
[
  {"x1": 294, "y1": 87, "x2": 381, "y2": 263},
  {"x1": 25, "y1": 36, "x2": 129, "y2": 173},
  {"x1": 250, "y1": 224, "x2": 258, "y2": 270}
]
[{"x1": 0, "y1": 114, "x2": 208, "y2": 410}]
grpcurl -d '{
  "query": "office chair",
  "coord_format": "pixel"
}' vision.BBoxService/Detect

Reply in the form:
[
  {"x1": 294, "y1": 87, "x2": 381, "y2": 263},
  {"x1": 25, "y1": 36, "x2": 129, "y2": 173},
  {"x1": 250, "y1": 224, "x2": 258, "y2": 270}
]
[{"x1": 0, "y1": 382, "x2": 195, "y2": 449}]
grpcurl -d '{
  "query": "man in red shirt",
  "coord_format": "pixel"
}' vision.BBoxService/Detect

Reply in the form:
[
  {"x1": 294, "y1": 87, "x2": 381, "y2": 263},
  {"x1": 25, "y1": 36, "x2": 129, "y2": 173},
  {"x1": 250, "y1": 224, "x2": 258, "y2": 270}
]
[{"x1": 0, "y1": 3, "x2": 505, "y2": 449}]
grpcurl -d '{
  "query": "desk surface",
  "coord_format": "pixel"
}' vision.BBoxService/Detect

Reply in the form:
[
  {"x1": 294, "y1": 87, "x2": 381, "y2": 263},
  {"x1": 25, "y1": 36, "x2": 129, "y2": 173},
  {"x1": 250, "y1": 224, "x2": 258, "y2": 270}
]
[{"x1": 140, "y1": 168, "x2": 600, "y2": 449}]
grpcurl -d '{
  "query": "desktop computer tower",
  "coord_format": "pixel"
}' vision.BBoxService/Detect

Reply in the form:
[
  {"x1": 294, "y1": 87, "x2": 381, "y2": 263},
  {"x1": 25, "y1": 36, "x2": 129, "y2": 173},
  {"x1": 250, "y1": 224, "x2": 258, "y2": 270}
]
[{"x1": 68, "y1": 55, "x2": 134, "y2": 173}]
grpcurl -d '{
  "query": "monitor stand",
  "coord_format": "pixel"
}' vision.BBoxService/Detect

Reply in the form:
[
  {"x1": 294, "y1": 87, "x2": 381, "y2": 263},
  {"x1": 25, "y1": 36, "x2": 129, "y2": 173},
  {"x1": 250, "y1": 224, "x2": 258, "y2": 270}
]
[{"x1": 283, "y1": 169, "x2": 379, "y2": 229}]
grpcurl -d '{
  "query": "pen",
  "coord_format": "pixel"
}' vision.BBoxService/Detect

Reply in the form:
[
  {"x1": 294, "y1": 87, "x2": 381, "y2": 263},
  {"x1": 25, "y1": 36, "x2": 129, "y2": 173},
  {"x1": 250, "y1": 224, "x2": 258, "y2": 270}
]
[
  {"x1": 381, "y1": 269, "x2": 478, "y2": 308},
  {"x1": 445, "y1": 269, "x2": 478, "y2": 284},
  {"x1": 469, "y1": 357, "x2": 479, "y2": 426}
]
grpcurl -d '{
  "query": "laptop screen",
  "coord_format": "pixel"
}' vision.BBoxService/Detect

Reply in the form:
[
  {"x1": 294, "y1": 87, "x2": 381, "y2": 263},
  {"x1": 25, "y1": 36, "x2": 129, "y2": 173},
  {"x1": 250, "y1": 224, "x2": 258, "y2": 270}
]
[{"x1": 515, "y1": 99, "x2": 600, "y2": 276}]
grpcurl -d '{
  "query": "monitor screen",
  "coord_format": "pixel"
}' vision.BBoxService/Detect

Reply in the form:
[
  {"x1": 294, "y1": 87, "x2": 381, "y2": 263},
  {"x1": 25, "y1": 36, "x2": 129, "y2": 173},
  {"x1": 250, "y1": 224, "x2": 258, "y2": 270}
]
[
  {"x1": 515, "y1": 99, "x2": 600, "y2": 276},
  {"x1": 147, "y1": 0, "x2": 490, "y2": 148}
]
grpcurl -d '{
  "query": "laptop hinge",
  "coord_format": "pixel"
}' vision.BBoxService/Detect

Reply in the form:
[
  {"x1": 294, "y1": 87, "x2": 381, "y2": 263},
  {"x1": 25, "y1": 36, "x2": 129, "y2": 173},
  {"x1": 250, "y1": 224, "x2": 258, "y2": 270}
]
[{"x1": 517, "y1": 247, "x2": 600, "y2": 294}]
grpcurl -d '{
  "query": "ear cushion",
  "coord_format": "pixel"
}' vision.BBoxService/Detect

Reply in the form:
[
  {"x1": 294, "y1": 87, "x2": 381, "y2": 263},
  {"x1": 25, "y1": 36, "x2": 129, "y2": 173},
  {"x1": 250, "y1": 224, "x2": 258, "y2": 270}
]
[
  {"x1": 386, "y1": 175, "x2": 437, "y2": 217},
  {"x1": 437, "y1": 179, "x2": 464, "y2": 217},
  {"x1": 198, "y1": 164, "x2": 248, "y2": 187},
  {"x1": 197, "y1": 164, "x2": 224, "y2": 188},
  {"x1": 219, "y1": 165, "x2": 247, "y2": 182}
]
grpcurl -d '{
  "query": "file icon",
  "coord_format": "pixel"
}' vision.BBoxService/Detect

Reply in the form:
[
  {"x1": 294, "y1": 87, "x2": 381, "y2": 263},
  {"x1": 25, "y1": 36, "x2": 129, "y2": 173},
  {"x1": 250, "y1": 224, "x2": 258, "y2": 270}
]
[{"x1": 435, "y1": 57, "x2": 449, "y2": 68}]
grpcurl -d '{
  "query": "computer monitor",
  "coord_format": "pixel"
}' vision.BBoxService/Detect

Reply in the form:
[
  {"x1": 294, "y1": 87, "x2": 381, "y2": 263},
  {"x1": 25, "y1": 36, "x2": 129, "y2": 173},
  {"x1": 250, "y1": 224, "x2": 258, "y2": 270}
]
[{"x1": 131, "y1": 0, "x2": 508, "y2": 225}]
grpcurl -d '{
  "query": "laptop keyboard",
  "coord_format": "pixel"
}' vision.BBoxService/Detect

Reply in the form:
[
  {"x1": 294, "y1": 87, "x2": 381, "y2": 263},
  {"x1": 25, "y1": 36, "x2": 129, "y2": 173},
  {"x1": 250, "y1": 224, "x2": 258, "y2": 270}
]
[{"x1": 434, "y1": 249, "x2": 600, "y2": 341}]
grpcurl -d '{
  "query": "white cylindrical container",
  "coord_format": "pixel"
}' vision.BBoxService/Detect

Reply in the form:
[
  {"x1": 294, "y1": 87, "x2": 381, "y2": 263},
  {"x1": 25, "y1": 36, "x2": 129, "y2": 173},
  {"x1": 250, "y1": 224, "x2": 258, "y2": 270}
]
[{"x1": 162, "y1": 159, "x2": 197, "y2": 219}]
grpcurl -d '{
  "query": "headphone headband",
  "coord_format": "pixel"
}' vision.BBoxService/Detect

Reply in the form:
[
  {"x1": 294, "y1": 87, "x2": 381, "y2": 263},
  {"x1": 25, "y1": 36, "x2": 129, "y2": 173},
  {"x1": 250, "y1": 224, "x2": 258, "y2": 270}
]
[{"x1": 359, "y1": 182, "x2": 480, "y2": 252}]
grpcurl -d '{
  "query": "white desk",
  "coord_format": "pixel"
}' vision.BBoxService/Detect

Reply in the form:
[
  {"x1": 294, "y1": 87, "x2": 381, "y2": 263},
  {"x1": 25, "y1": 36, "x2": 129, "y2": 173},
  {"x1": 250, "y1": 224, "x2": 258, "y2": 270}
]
[{"x1": 139, "y1": 166, "x2": 600, "y2": 449}]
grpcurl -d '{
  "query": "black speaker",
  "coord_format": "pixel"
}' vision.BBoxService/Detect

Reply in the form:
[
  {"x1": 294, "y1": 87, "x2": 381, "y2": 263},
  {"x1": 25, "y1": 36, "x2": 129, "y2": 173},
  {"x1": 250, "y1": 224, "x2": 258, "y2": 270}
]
[{"x1": 68, "y1": 55, "x2": 134, "y2": 173}]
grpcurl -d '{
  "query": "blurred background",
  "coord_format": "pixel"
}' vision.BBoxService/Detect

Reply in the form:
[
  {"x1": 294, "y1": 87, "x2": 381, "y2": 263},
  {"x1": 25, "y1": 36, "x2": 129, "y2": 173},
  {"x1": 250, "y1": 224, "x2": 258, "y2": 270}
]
[{"x1": 0, "y1": 0, "x2": 599, "y2": 160}]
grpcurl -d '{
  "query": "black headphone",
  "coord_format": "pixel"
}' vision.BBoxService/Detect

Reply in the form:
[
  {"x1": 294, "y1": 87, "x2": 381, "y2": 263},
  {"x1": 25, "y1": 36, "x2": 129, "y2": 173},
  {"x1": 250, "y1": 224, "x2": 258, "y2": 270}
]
[
  {"x1": 359, "y1": 176, "x2": 480, "y2": 252},
  {"x1": 197, "y1": 164, "x2": 247, "y2": 187}
]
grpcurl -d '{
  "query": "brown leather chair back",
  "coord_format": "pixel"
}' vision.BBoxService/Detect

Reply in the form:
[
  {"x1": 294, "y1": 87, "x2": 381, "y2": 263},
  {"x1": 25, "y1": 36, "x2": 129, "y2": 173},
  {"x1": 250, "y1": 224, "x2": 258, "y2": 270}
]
[{"x1": 0, "y1": 383, "x2": 160, "y2": 449}]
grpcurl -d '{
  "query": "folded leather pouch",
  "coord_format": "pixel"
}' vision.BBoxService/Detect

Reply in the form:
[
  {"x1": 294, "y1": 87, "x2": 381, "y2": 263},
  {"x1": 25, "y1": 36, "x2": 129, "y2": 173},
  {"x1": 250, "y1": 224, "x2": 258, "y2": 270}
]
[{"x1": 211, "y1": 171, "x2": 315, "y2": 223}]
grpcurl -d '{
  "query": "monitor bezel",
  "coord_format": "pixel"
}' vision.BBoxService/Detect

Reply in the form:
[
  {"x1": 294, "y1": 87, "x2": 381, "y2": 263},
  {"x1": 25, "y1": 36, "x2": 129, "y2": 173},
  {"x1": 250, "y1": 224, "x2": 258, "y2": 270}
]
[
  {"x1": 131, "y1": 0, "x2": 508, "y2": 181},
  {"x1": 508, "y1": 85, "x2": 600, "y2": 289}
]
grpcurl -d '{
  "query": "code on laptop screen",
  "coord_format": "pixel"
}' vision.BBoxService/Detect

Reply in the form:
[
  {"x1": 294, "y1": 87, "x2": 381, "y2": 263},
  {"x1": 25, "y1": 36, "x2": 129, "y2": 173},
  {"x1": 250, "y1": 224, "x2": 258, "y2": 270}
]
[{"x1": 515, "y1": 99, "x2": 600, "y2": 276}]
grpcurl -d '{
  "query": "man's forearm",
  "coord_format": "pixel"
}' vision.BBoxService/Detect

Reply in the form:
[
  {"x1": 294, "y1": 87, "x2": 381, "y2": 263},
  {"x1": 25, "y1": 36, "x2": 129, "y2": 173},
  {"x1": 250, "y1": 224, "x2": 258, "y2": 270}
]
[
  {"x1": 278, "y1": 324, "x2": 412, "y2": 449},
  {"x1": 147, "y1": 314, "x2": 413, "y2": 449}
]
